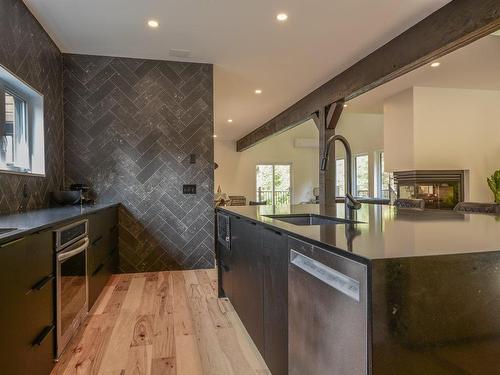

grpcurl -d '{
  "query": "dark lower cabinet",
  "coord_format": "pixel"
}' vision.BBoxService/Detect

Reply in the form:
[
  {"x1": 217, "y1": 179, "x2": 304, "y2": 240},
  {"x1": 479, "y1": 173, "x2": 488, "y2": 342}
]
[
  {"x1": 0, "y1": 230, "x2": 55, "y2": 375},
  {"x1": 262, "y1": 227, "x2": 289, "y2": 375},
  {"x1": 230, "y1": 217, "x2": 265, "y2": 353},
  {"x1": 220, "y1": 213, "x2": 288, "y2": 375},
  {"x1": 88, "y1": 207, "x2": 118, "y2": 309}
]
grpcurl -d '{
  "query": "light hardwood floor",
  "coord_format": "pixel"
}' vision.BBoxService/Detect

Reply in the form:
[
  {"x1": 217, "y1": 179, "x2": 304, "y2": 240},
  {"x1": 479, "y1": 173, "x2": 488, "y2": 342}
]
[{"x1": 51, "y1": 270, "x2": 270, "y2": 375}]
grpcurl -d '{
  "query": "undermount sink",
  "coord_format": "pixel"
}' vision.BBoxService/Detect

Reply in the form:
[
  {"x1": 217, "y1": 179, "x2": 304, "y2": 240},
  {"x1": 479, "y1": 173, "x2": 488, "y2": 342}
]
[
  {"x1": 0, "y1": 228, "x2": 18, "y2": 235},
  {"x1": 264, "y1": 214, "x2": 360, "y2": 226}
]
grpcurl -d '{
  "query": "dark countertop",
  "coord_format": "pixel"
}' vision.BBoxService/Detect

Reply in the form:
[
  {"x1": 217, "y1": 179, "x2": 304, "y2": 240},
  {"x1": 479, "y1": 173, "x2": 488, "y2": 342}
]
[
  {"x1": 217, "y1": 203, "x2": 500, "y2": 262},
  {"x1": 0, "y1": 203, "x2": 119, "y2": 244}
]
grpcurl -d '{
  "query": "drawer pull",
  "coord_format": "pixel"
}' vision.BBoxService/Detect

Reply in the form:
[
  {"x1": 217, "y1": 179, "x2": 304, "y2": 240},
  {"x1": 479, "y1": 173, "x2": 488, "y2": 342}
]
[
  {"x1": 110, "y1": 225, "x2": 118, "y2": 232},
  {"x1": 92, "y1": 263, "x2": 104, "y2": 276},
  {"x1": 27, "y1": 274, "x2": 54, "y2": 295},
  {"x1": 0, "y1": 237, "x2": 25, "y2": 248},
  {"x1": 32, "y1": 325, "x2": 54, "y2": 347},
  {"x1": 246, "y1": 220, "x2": 257, "y2": 226},
  {"x1": 264, "y1": 227, "x2": 281, "y2": 236},
  {"x1": 92, "y1": 235, "x2": 103, "y2": 246}
]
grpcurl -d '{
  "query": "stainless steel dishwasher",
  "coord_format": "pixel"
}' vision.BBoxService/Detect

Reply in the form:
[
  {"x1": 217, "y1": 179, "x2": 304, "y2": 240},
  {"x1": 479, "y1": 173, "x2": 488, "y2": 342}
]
[{"x1": 288, "y1": 236, "x2": 368, "y2": 375}]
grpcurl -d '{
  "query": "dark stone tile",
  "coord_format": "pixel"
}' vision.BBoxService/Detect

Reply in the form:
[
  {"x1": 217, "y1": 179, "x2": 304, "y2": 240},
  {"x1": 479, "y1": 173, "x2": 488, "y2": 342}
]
[{"x1": 64, "y1": 54, "x2": 214, "y2": 271}]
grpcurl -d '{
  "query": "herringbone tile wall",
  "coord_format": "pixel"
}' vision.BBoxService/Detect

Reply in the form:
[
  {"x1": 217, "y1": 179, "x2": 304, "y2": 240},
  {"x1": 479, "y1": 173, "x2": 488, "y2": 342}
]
[
  {"x1": 63, "y1": 54, "x2": 214, "y2": 272},
  {"x1": 0, "y1": 0, "x2": 64, "y2": 213}
]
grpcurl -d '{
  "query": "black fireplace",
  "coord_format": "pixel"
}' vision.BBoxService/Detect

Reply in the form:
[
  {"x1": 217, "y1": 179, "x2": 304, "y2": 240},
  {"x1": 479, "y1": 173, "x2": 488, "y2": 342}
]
[{"x1": 393, "y1": 170, "x2": 465, "y2": 210}]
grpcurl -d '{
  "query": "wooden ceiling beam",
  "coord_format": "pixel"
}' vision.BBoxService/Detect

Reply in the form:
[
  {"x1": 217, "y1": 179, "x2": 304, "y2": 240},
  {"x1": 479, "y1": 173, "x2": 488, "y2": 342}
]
[{"x1": 236, "y1": 0, "x2": 500, "y2": 151}]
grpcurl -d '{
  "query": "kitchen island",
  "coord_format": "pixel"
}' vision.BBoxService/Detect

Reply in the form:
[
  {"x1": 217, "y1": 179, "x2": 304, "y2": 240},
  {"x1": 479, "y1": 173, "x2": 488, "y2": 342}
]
[{"x1": 216, "y1": 203, "x2": 500, "y2": 375}]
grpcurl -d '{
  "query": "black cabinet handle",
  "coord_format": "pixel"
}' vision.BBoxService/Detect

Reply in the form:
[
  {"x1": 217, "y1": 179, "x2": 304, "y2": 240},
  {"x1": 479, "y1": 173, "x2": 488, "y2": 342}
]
[
  {"x1": 92, "y1": 263, "x2": 104, "y2": 276},
  {"x1": 110, "y1": 225, "x2": 118, "y2": 233},
  {"x1": 246, "y1": 220, "x2": 257, "y2": 226},
  {"x1": 92, "y1": 235, "x2": 103, "y2": 246},
  {"x1": 34, "y1": 226, "x2": 53, "y2": 234},
  {"x1": 32, "y1": 325, "x2": 54, "y2": 347},
  {"x1": 27, "y1": 274, "x2": 54, "y2": 295},
  {"x1": 264, "y1": 227, "x2": 282, "y2": 236}
]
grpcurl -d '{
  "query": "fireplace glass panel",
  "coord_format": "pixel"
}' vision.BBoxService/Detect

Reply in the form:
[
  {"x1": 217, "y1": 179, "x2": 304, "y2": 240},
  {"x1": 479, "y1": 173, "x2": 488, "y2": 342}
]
[{"x1": 398, "y1": 182, "x2": 460, "y2": 210}]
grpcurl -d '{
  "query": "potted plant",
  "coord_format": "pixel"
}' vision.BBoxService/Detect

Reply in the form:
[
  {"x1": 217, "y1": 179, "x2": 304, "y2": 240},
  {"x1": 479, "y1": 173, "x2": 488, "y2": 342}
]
[{"x1": 487, "y1": 170, "x2": 500, "y2": 203}]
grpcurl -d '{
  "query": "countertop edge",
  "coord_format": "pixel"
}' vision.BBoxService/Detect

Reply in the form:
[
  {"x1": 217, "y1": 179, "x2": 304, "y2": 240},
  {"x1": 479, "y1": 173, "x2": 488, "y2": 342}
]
[
  {"x1": 0, "y1": 203, "x2": 120, "y2": 245},
  {"x1": 216, "y1": 206, "x2": 372, "y2": 265}
]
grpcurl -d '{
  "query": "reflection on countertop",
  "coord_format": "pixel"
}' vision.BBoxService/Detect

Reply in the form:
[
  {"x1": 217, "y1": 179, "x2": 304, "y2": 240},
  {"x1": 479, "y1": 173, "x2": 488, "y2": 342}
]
[{"x1": 218, "y1": 203, "x2": 500, "y2": 261}]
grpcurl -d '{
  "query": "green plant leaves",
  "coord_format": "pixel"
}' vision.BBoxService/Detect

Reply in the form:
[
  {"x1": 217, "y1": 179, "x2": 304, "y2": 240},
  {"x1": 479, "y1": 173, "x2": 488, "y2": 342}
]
[{"x1": 487, "y1": 169, "x2": 500, "y2": 203}]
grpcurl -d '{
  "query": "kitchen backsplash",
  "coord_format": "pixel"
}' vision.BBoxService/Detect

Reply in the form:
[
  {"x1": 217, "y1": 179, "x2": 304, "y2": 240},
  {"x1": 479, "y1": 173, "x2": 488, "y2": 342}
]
[
  {"x1": 0, "y1": 0, "x2": 64, "y2": 214},
  {"x1": 63, "y1": 54, "x2": 214, "y2": 272}
]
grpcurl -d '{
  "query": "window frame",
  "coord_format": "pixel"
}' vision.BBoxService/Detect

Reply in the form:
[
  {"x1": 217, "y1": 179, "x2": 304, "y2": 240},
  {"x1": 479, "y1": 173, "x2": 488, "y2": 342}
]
[
  {"x1": 0, "y1": 64, "x2": 44, "y2": 177},
  {"x1": 354, "y1": 153, "x2": 369, "y2": 197},
  {"x1": 375, "y1": 151, "x2": 394, "y2": 200},
  {"x1": 255, "y1": 162, "x2": 293, "y2": 206},
  {"x1": 335, "y1": 157, "x2": 346, "y2": 197},
  {"x1": 2, "y1": 84, "x2": 32, "y2": 173}
]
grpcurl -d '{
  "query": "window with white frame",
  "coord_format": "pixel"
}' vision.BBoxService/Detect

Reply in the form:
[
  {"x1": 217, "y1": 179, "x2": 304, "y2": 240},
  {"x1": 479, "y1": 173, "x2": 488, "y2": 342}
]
[
  {"x1": 354, "y1": 154, "x2": 369, "y2": 197},
  {"x1": 335, "y1": 158, "x2": 345, "y2": 197},
  {"x1": 256, "y1": 163, "x2": 292, "y2": 205},
  {"x1": 0, "y1": 65, "x2": 44, "y2": 175},
  {"x1": 376, "y1": 152, "x2": 394, "y2": 199}
]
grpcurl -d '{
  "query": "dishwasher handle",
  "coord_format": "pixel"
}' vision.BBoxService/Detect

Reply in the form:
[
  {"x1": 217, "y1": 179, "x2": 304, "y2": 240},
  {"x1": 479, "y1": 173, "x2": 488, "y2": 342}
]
[{"x1": 290, "y1": 249, "x2": 360, "y2": 302}]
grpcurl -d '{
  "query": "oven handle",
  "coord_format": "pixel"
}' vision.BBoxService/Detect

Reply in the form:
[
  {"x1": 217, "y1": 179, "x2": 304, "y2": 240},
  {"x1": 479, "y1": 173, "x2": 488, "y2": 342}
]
[{"x1": 57, "y1": 237, "x2": 89, "y2": 262}]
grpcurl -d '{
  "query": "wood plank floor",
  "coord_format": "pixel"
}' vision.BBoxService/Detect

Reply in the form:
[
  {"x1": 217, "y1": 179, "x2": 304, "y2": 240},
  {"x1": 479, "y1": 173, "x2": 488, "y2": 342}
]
[{"x1": 51, "y1": 270, "x2": 270, "y2": 375}]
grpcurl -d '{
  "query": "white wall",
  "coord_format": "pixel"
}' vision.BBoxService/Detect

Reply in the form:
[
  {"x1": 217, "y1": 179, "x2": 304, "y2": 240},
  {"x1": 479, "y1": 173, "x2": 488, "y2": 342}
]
[
  {"x1": 414, "y1": 87, "x2": 500, "y2": 202},
  {"x1": 335, "y1": 113, "x2": 384, "y2": 196},
  {"x1": 384, "y1": 87, "x2": 500, "y2": 202},
  {"x1": 215, "y1": 119, "x2": 319, "y2": 204},
  {"x1": 383, "y1": 88, "x2": 415, "y2": 171}
]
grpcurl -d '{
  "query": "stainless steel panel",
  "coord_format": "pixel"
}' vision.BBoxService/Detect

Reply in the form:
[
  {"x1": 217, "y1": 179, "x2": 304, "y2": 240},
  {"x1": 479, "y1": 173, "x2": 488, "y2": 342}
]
[
  {"x1": 56, "y1": 234, "x2": 89, "y2": 358},
  {"x1": 289, "y1": 238, "x2": 368, "y2": 375},
  {"x1": 54, "y1": 219, "x2": 88, "y2": 251},
  {"x1": 290, "y1": 249, "x2": 360, "y2": 302}
]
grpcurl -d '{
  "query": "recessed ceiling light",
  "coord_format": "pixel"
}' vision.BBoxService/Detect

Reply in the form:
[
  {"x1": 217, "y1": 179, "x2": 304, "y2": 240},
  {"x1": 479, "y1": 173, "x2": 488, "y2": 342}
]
[
  {"x1": 213, "y1": 134, "x2": 218, "y2": 138},
  {"x1": 227, "y1": 119, "x2": 233, "y2": 123},
  {"x1": 255, "y1": 89, "x2": 262, "y2": 94},
  {"x1": 148, "y1": 20, "x2": 159, "y2": 28},
  {"x1": 430, "y1": 61, "x2": 441, "y2": 68},
  {"x1": 343, "y1": 104, "x2": 348, "y2": 108},
  {"x1": 276, "y1": 13, "x2": 288, "y2": 22}
]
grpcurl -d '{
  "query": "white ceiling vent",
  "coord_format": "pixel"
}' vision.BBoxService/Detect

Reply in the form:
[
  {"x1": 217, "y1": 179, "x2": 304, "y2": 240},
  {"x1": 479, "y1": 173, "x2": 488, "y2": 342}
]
[{"x1": 169, "y1": 49, "x2": 191, "y2": 58}]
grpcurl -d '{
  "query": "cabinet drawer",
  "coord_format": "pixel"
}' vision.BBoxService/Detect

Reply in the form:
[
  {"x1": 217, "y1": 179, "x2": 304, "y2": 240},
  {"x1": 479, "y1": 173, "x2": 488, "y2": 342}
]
[
  {"x1": 89, "y1": 250, "x2": 116, "y2": 309},
  {"x1": 25, "y1": 323, "x2": 55, "y2": 375},
  {"x1": 0, "y1": 231, "x2": 55, "y2": 375},
  {"x1": 88, "y1": 231, "x2": 111, "y2": 274},
  {"x1": 25, "y1": 231, "x2": 53, "y2": 290}
]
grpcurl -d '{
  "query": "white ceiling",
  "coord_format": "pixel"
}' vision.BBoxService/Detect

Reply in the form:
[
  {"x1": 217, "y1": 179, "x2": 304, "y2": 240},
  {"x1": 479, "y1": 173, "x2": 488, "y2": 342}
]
[
  {"x1": 24, "y1": 0, "x2": 450, "y2": 140},
  {"x1": 346, "y1": 31, "x2": 500, "y2": 114}
]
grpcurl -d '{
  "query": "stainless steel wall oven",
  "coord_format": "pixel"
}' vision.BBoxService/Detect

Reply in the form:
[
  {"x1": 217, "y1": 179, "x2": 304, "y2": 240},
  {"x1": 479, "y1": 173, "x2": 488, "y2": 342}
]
[{"x1": 54, "y1": 219, "x2": 89, "y2": 358}]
